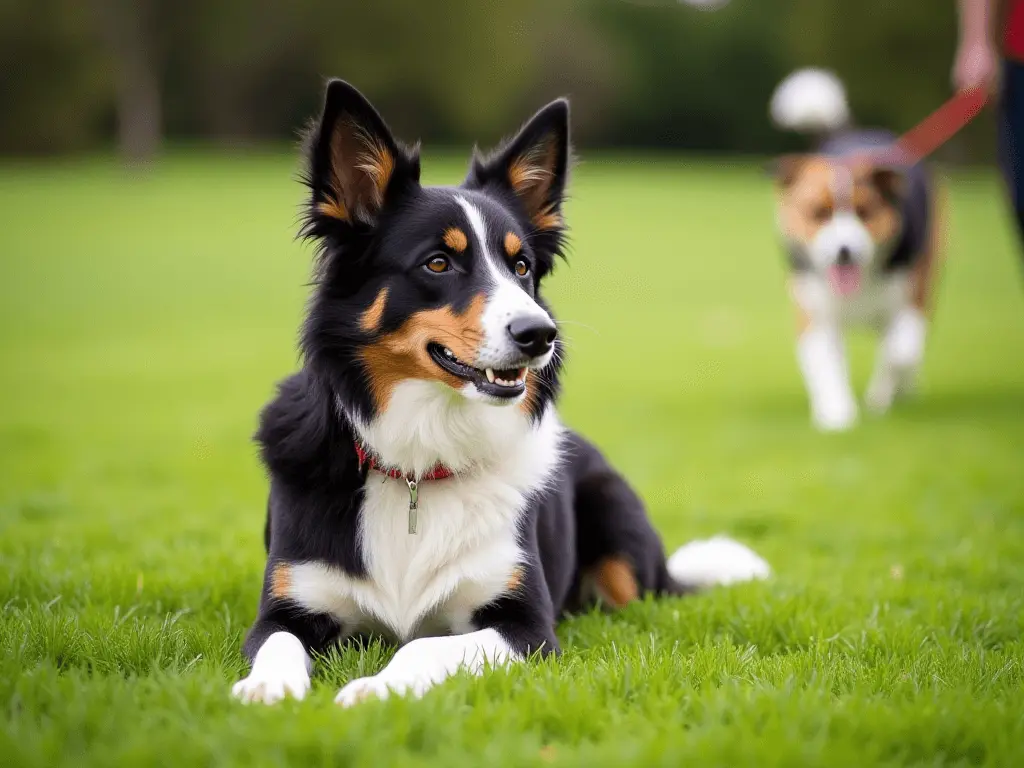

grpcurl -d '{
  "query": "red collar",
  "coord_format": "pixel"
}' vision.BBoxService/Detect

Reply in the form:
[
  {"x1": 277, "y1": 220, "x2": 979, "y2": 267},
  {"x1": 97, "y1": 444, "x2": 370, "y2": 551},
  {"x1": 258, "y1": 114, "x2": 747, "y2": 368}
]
[{"x1": 354, "y1": 441, "x2": 456, "y2": 482}]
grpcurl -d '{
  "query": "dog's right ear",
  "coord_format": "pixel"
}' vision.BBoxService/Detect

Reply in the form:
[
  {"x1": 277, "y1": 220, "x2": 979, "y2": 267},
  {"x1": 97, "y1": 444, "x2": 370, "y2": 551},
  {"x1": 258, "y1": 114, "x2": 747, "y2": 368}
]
[
  {"x1": 304, "y1": 80, "x2": 420, "y2": 232},
  {"x1": 765, "y1": 154, "x2": 806, "y2": 189}
]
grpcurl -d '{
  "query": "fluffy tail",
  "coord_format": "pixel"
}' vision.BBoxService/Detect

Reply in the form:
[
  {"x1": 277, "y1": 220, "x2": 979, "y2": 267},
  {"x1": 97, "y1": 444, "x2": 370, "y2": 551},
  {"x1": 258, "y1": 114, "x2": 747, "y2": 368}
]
[
  {"x1": 770, "y1": 67, "x2": 849, "y2": 135},
  {"x1": 666, "y1": 535, "x2": 770, "y2": 589}
]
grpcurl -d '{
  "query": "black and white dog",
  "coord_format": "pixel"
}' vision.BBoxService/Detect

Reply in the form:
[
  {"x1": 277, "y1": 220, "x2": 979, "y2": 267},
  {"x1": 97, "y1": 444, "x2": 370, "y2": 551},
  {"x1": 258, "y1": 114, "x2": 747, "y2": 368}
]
[{"x1": 232, "y1": 81, "x2": 770, "y2": 706}]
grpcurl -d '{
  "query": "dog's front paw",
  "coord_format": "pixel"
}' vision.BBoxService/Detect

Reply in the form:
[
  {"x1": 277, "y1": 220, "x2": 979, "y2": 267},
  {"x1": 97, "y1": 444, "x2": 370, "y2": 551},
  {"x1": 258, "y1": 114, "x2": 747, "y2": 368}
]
[
  {"x1": 232, "y1": 668, "x2": 310, "y2": 705},
  {"x1": 812, "y1": 398, "x2": 858, "y2": 431},
  {"x1": 335, "y1": 675, "x2": 399, "y2": 707}
]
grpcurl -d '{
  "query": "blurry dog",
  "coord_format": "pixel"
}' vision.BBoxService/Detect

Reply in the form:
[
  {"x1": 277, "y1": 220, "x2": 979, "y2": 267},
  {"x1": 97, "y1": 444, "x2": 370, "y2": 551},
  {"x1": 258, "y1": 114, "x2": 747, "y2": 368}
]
[{"x1": 769, "y1": 69, "x2": 943, "y2": 431}]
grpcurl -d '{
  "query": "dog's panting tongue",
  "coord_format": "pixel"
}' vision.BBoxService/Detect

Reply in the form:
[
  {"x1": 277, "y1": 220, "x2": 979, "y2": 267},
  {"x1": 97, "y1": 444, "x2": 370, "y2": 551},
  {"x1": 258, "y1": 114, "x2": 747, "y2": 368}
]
[{"x1": 828, "y1": 264, "x2": 862, "y2": 296}]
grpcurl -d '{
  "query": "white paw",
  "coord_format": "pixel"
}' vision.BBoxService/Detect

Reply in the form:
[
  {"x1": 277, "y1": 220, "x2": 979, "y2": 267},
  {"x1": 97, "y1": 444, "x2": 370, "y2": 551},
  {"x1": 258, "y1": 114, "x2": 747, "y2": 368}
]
[
  {"x1": 886, "y1": 308, "x2": 926, "y2": 369},
  {"x1": 335, "y1": 673, "x2": 429, "y2": 707},
  {"x1": 812, "y1": 398, "x2": 858, "y2": 431},
  {"x1": 231, "y1": 668, "x2": 310, "y2": 705},
  {"x1": 335, "y1": 675, "x2": 393, "y2": 707},
  {"x1": 667, "y1": 535, "x2": 771, "y2": 588}
]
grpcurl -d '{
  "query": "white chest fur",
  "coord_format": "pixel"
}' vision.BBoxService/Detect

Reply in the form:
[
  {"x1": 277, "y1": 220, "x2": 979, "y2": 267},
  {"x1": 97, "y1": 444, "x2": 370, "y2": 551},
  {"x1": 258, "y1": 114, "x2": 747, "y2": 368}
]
[
  {"x1": 791, "y1": 271, "x2": 910, "y2": 328},
  {"x1": 282, "y1": 380, "x2": 564, "y2": 642}
]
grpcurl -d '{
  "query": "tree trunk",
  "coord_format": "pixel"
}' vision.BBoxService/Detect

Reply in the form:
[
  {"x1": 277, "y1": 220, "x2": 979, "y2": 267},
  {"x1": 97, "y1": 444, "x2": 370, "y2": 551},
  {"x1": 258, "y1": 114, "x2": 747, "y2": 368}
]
[{"x1": 94, "y1": 0, "x2": 161, "y2": 166}]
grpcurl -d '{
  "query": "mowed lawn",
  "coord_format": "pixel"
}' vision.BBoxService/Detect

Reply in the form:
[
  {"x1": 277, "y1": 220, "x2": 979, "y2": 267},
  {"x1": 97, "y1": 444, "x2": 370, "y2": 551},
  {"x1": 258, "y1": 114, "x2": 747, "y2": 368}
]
[{"x1": 1, "y1": 152, "x2": 1023, "y2": 767}]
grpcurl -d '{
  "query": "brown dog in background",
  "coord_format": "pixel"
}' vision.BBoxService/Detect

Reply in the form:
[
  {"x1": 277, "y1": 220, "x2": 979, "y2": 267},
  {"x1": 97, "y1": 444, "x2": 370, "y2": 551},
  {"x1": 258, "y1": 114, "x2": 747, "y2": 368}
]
[{"x1": 769, "y1": 68, "x2": 944, "y2": 431}]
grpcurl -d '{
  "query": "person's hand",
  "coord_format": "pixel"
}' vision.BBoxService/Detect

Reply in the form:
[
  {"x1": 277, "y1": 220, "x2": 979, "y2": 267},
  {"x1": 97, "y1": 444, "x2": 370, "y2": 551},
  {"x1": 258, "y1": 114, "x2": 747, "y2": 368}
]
[{"x1": 953, "y1": 39, "x2": 999, "y2": 93}]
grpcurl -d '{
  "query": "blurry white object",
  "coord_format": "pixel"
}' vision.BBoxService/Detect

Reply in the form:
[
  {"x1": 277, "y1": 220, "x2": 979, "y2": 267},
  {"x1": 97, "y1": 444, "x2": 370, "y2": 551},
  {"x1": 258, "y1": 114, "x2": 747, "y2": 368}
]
[
  {"x1": 667, "y1": 536, "x2": 771, "y2": 587},
  {"x1": 770, "y1": 68, "x2": 850, "y2": 133}
]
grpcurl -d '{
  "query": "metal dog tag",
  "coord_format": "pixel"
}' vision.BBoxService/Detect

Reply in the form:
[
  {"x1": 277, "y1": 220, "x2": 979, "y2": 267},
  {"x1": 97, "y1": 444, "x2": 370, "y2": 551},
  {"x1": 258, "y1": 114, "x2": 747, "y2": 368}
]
[{"x1": 405, "y1": 478, "x2": 418, "y2": 535}]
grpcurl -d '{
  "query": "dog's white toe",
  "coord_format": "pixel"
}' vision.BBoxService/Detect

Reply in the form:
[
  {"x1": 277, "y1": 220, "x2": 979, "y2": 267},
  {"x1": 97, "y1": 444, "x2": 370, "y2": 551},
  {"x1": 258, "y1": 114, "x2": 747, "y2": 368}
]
[
  {"x1": 667, "y1": 535, "x2": 771, "y2": 588},
  {"x1": 335, "y1": 675, "x2": 397, "y2": 707},
  {"x1": 231, "y1": 670, "x2": 310, "y2": 705}
]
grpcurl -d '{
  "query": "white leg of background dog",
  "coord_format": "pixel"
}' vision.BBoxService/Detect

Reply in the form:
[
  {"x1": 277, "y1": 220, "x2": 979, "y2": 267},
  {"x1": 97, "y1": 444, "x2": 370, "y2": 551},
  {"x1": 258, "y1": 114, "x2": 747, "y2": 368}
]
[
  {"x1": 797, "y1": 324, "x2": 858, "y2": 431},
  {"x1": 334, "y1": 629, "x2": 518, "y2": 707},
  {"x1": 232, "y1": 631, "x2": 312, "y2": 704},
  {"x1": 866, "y1": 306, "x2": 927, "y2": 413}
]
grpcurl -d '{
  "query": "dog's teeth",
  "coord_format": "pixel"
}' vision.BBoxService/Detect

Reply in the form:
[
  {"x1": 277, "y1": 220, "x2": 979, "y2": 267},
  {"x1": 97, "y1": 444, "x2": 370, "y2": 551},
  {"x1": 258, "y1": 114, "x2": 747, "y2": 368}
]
[
  {"x1": 443, "y1": 347, "x2": 453, "y2": 358},
  {"x1": 485, "y1": 368, "x2": 495, "y2": 383},
  {"x1": 515, "y1": 378, "x2": 523, "y2": 386}
]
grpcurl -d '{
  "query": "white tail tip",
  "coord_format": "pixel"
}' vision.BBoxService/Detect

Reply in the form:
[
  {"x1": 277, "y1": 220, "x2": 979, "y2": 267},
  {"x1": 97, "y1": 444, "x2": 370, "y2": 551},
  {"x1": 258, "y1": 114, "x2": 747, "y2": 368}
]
[
  {"x1": 770, "y1": 67, "x2": 849, "y2": 134},
  {"x1": 667, "y1": 535, "x2": 771, "y2": 588}
]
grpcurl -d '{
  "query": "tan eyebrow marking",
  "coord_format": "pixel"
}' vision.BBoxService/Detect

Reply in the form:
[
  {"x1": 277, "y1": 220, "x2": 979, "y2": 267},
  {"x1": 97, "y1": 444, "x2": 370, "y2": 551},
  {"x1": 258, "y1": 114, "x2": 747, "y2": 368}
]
[
  {"x1": 443, "y1": 226, "x2": 468, "y2": 252},
  {"x1": 504, "y1": 231, "x2": 522, "y2": 257}
]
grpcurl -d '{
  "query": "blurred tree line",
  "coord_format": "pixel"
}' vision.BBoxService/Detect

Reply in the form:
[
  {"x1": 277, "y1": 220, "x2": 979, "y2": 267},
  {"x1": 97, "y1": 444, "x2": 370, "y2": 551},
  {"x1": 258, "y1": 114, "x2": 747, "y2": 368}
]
[{"x1": 1, "y1": 0, "x2": 986, "y2": 161}]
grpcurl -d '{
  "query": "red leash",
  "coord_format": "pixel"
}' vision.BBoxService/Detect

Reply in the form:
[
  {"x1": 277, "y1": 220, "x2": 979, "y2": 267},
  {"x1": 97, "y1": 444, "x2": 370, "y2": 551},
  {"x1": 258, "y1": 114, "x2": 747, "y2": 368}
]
[{"x1": 862, "y1": 87, "x2": 989, "y2": 166}]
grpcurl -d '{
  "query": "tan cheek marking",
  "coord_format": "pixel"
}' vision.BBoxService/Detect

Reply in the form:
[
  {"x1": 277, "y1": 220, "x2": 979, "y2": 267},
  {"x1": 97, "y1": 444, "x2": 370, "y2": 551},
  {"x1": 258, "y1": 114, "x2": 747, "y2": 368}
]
[
  {"x1": 519, "y1": 371, "x2": 540, "y2": 416},
  {"x1": 270, "y1": 562, "x2": 292, "y2": 600},
  {"x1": 504, "y1": 232, "x2": 522, "y2": 257},
  {"x1": 589, "y1": 556, "x2": 639, "y2": 608},
  {"x1": 359, "y1": 294, "x2": 486, "y2": 410},
  {"x1": 505, "y1": 565, "x2": 525, "y2": 593},
  {"x1": 443, "y1": 227, "x2": 468, "y2": 253},
  {"x1": 360, "y1": 287, "x2": 390, "y2": 333}
]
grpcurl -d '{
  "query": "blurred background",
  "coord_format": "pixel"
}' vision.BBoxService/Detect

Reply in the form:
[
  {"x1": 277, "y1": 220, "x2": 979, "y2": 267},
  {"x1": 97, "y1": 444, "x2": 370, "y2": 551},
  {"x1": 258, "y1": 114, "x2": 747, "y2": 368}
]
[{"x1": 0, "y1": 0, "x2": 987, "y2": 161}]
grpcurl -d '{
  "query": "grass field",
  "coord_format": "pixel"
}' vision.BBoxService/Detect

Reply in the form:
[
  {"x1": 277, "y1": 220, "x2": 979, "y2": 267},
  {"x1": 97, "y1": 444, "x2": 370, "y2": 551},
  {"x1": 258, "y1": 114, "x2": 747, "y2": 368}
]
[{"x1": 1, "y1": 152, "x2": 1023, "y2": 767}]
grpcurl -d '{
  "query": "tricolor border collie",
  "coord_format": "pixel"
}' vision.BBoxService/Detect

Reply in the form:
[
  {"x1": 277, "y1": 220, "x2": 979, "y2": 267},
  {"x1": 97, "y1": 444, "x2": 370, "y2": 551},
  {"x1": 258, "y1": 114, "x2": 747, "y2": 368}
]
[
  {"x1": 232, "y1": 80, "x2": 770, "y2": 707},
  {"x1": 769, "y1": 69, "x2": 944, "y2": 431}
]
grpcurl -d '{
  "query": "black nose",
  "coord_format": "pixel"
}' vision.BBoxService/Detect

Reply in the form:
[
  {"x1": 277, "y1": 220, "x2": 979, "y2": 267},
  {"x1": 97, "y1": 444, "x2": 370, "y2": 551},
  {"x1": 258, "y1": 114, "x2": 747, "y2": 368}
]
[
  {"x1": 837, "y1": 246, "x2": 853, "y2": 265},
  {"x1": 507, "y1": 316, "x2": 557, "y2": 358}
]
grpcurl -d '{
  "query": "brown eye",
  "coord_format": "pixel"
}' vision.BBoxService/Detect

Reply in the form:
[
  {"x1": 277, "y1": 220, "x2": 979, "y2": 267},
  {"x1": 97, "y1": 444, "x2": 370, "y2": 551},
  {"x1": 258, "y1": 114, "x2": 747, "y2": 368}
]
[
  {"x1": 514, "y1": 260, "x2": 529, "y2": 277},
  {"x1": 425, "y1": 255, "x2": 450, "y2": 274},
  {"x1": 855, "y1": 204, "x2": 875, "y2": 220},
  {"x1": 812, "y1": 206, "x2": 832, "y2": 224}
]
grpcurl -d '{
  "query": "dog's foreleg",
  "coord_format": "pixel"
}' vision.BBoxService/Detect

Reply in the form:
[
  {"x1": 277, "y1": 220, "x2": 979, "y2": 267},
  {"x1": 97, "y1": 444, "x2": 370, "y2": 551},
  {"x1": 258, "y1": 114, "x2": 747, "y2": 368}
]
[
  {"x1": 866, "y1": 305, "x2": 927, "y2": 413},
  {"x1": 231, "y1": 560, "x2": 343, "y2": 705},
  {"x1": 335, "y1": 561, "x2": 558, "y2": 707},
  {"x1": 333, "y1": 629, "x2": 518, "y2": 706},
  {"x1": 867, "y1": 179, "x2": 944, "y2": 412},
  {"x1": 797, "y1": 323, "x2": 858, "y2": 431}
]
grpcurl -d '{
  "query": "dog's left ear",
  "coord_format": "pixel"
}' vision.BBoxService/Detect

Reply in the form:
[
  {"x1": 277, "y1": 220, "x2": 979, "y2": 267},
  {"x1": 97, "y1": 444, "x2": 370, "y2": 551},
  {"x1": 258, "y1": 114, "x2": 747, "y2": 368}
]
[
  {"x1": 466, "y1": 99, "x2": 571, "y2": 234},
  {"x1": 870, "y1": 167, "x2": 906, "y2": 204},
  {"x1": 766, "y1": 154, "x2": 807, "y2": 188},
  {"x1": 305, "y1": 80, "x2": 420, "y2": 232}
]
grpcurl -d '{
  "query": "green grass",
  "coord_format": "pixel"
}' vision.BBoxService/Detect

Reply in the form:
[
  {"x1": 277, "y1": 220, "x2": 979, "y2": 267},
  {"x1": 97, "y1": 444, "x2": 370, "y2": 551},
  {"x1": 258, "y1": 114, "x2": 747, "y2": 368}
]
[{"x1": 1, "y1": 152, "x2": 1023, "y2": 767}]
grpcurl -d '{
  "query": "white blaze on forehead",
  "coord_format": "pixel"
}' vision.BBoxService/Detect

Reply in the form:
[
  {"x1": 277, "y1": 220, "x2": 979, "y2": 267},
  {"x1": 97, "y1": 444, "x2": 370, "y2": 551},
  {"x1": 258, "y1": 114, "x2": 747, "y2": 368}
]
[{"x1": 454, "y1": 196, "x2": 553, "y2": 368}]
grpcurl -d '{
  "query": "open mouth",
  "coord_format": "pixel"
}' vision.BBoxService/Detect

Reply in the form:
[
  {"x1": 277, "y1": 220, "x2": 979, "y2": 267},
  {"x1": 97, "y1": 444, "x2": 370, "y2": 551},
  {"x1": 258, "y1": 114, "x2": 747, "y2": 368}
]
[
  {"x1": 828, "y1": 264, "x2": 862, "y2": 296},
  {"x1": 427, "y1": 343, "x2": 528, "y2": 399}
]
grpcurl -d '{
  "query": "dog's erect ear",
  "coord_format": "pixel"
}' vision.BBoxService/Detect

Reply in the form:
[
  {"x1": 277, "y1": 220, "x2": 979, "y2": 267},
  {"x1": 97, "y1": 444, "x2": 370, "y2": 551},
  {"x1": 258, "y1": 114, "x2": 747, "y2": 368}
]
[
  {"x1": 467, "y1": 99, "x2": 571, "y2": 233},
  {"x1": 306, "y1": 80, "x2": 420, "y2": 229},
  {"x1": 767, "y1": 154, "x2": 807, "y2": 189},
  {"x1": 869, "y1": 166, "x2": 906, "y2": 203}
]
